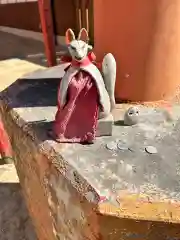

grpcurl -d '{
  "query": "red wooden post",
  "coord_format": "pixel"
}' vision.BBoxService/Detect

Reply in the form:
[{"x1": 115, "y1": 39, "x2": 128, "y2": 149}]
[
  {"x1": 38, "y1": 0, "x2": 57, "y2": 67},
  {"x1": 0, "y1": 119, "x2": 12, "y2": 159}
]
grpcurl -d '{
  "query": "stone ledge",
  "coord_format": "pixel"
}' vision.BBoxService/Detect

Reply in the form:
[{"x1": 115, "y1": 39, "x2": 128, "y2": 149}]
[
  {"x1": 2, "y1": 93, "x2": 180, "y2": 239},
  {"x1": 1, "y1": 59, "x2": 180, "y2": 240}
]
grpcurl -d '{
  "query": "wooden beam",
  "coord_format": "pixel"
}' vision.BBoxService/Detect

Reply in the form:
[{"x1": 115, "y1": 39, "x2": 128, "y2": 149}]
[
  {"x1": 82, "y1": 0, "x2": 90, "y2": 32},
  {"x1": 74, "y1": 0, "x2": 82, "y2": 33},
  {"x1": 38, "y1": 0, "x2": 56, "y2": 67}
]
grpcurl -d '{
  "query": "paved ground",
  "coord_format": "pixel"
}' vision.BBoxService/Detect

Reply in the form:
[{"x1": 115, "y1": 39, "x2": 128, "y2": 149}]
[
  {"x1": 0, "y1": 31, "x2": 45, "y2": 65},
  {"x1": 0, "y1": 30, "x2": 46, "y2": 240},
  {"x1": 0, "y1": 164, "x2": 37, "y2": 240},
  {"x1": 0, "y1": 30, "x2": 67, "y2": 66}
]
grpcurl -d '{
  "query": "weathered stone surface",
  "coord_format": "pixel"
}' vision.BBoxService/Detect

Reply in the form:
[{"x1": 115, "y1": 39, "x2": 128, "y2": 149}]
[{"x1": 1, "y1": 57, "x2": 180, "y2": 239}]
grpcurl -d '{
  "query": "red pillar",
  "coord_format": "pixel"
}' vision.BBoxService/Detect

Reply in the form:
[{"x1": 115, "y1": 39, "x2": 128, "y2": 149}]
[{"x1": 38, "y1": 0, "x2": 57, "y2": 67}]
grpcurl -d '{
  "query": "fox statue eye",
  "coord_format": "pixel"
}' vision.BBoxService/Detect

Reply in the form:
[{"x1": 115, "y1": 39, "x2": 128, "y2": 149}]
[{"x1": 71, "y1": 45, "x2": 76, "y2": 50}]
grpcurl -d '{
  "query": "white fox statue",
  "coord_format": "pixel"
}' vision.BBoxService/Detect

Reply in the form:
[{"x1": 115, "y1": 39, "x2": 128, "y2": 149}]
[{"x1": 50, "y1": 28, "x2": 116, "y2": 143}]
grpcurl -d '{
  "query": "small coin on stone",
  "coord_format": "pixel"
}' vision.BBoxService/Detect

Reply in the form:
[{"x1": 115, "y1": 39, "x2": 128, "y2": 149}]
[
  {"x1": 145, "y1": 146, "x2": 157, "y2": 154},
  {"x1": 106, "y1": 141, "x2": 118, "y2": 151},
  {"x1": 117, "y1": 141, "x2": 128, "y2": 151}
]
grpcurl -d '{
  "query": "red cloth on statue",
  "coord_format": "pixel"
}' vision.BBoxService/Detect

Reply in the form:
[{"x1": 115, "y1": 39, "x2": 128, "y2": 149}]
[{"x1": 53, "y1": 70, "x2": 99, "y2": 143}]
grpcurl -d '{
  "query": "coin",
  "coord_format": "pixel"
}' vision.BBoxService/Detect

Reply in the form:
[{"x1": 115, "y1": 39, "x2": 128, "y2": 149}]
[
  {"x1": 117, "y1": 141, "x2": 128, "y2": 151},
  {"x1": 145, "y1": 146, "x2": 158, "y2": 154},
  {"x1": 106, "y1": 141, "x2": 118, "y2": 151}
]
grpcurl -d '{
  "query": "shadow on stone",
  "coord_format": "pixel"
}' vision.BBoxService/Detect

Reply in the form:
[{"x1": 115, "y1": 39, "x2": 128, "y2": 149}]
[
  {"x1": 114, "y1": 120, "x2": 125, "y2": 126},
  {"x1": 0, "y1": 158, "x2": 13, "y2": 165},
  {"x1": 27, "y1": 120, "x2": 54, "y2": 141},
  {"x1": 0, "y1": 31, "x2": 67, "y2": 67},
  {"x1": 0, "y1": 159, "x2": 7, "y2": 165},
  {"x1": 1, "y1": 78, "x2": 59, "y2": 108},
  {"x1": 0, "y1": 182, "x2": 37, "y2": 240}
]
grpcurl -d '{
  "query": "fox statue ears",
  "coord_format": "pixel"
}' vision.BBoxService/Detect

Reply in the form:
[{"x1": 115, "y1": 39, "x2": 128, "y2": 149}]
[
  {"x1": 65, "y1": 28, "x2": 75, "y2": 44},
  {"x1": 65, "y1": 28, "x2": 89, "y2": 44},
  {"x1": 78, "y1": 28, "x2": 89, "y2": 43}
]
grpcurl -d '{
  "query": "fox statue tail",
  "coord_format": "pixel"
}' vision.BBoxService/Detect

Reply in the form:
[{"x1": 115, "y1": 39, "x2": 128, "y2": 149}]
[{"x1": 102, "y1": 53, "x2": 116, "y2": 111}]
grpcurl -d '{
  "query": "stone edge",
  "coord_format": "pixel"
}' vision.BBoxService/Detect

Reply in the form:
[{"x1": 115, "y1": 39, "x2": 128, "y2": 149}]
[
  {"x1": 0, "y1": 98, "x2": 100, "y2": 205},
  {"x1": 1, "y1": 97, "x2": 180, "y2": 223}
]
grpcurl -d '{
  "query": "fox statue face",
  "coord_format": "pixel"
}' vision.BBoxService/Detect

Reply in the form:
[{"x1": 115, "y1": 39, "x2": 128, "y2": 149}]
[
  {"x1": 64, "y1": 27, "x2": 116, "y2": 116},
  {"x1": 66, "y1": 28, "x2": 92, "y2": 62}
]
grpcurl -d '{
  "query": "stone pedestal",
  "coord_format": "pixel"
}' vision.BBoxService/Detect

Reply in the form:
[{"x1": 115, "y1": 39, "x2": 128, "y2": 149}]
[{"x1": 96, "y1": 114, "x2": 113, "y2": 137}]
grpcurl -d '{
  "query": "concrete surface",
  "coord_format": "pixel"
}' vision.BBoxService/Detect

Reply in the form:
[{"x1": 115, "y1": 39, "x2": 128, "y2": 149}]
[
  {"x1": 0, "y1": 164, "x2": 37, "y2": 240},
  {"x1": 5, "y1": 75, "x2": 180, "y2": 203},
  {"x1": 0, "y1": 30, "x2": 67, "y2": 67},
  {"x1": 1, "y1": 58, "x2": 180, "y2": 238},
  {"x1": 1, "y1": 57, "x2": 180, "y2": 222},
  {"x1": 0, "y1": 31, "x2": 45, "y2": 66}
]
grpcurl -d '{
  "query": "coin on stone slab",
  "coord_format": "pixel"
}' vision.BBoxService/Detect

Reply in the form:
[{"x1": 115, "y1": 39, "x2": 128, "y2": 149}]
[
  {"x1": 145, "y1": 146, "x2": 158, "y2": 154},
  {"x1": 106, "y1": 141, "x2": 118, "y2": 151},
  {"x1": 117, "y1": 141, "x2": 128, "y2": 151},
  {"x1": 124, "y1": 106, "x2": 140, "y2": 126}
]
